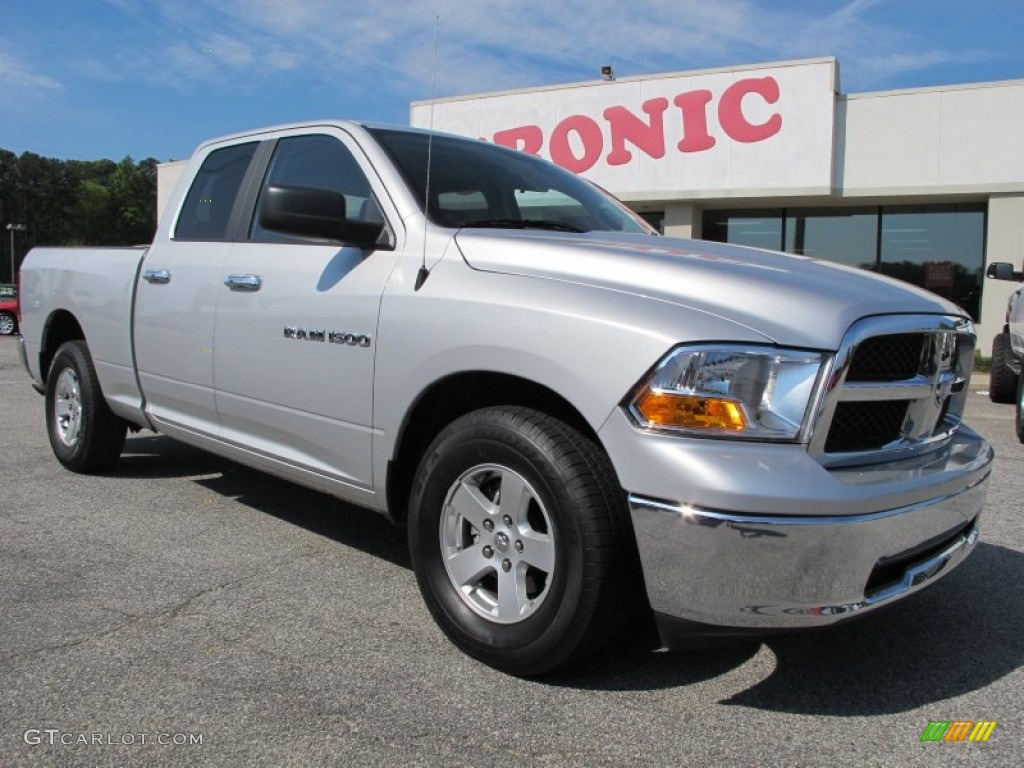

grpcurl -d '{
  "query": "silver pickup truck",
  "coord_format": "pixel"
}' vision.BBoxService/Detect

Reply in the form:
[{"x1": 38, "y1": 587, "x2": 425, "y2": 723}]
[{"x1": 18, "y1": 121, "x2": 993, "y2": 675}]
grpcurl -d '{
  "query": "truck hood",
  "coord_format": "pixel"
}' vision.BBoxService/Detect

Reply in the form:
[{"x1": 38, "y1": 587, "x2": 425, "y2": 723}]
[{"x1": 454, "y1": 230, "x2": 965, "y2": 350}]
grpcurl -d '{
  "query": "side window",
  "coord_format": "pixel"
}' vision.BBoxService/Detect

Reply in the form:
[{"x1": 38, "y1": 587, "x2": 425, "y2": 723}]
[
  {"x1": 175, "y1": 142, "x2": 257, "y2": 240},
  {"x1": 250, "y1": 134, "x2": 383, "y2": 242}
]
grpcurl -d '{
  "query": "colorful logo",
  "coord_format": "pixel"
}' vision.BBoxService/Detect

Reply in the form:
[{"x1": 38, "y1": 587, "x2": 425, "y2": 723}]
[{"x1": 920, "y1": 721, "x2": 996, "y2": 742}]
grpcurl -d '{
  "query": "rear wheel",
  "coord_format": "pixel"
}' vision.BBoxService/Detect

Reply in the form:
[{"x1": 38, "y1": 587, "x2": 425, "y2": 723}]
[
  {"x1": 0, "y1": 312, "x2": 15, "y2": 335},
  {"x1": 989, "y1": 332, "x2": 1017, "y2": 404},
  {"x1": 408, "y1": 406, "x2": 644, "y2": 676},
  {"x1": 45, "y1": 340, "x2": 127, "y2": 472}
]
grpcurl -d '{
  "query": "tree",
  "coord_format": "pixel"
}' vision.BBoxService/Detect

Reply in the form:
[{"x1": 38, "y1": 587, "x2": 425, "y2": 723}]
[{"x1": 0, "y1": 149, "x2": 159, "y2": 274}]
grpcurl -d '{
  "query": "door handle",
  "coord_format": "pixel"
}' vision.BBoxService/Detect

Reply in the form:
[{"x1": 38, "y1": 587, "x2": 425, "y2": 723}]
[
  {"x1": 224, "y1": 274, "x2": 263, "y2": 291},
  {"x1": 142, "y1": 269, "x2": 171, "y2": 284}
]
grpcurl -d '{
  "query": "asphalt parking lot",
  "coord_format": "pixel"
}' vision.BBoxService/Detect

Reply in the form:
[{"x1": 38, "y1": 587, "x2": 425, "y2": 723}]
[{"x1": 1, "y1": 334, "x2": 1021, "y2": 767}]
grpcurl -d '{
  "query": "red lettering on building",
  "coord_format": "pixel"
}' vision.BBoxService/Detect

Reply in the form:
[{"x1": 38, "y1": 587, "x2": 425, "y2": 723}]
[
  {"x1": 603, "y1": 97, "x2": 669, "y2": 165},
  {"x1": 718, "y1": 76, "x2": 782, "y2": 143},
  {"x1": 673, "y1": 90, "x2": 717, "y2": 153},
  {"x1": 488, "y1": 75, "x2": 784, "y2": 173},
  {"x1": 492, "y1": 125, "x2": 543, "y2": 155},
  {"x1": 549, "y1": 115, "x2": 603, "y2": 173}
]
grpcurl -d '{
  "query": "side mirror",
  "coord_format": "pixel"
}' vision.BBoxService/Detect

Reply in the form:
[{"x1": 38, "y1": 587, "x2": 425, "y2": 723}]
[
  {"x1": 986, "y1": 262, "x2": 1021, "y2": 282},
  {"x1": 259, "y1": 185, "x2": 389, "y2": 249}
]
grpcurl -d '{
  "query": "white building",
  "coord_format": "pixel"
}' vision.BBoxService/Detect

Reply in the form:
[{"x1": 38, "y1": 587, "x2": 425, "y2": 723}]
[{"x1": 410, "y1": 57, "x2": 1024, "y2": 354}]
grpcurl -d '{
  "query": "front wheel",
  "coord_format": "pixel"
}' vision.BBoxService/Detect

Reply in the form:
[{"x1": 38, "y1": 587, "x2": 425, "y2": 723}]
[
  {"x1": 0, "y1": 312, "x2": 16, "y2": 335},
  {"x1": 408, "y1": 406, "x2": 644, "y2": 676},
  {"x1": 45, "y1": 340, "x2": 127, "y2": 472}
]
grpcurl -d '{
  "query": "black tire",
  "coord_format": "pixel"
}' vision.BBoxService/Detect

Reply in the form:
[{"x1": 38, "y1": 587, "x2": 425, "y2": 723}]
[
  {"x1": 989, "y1": 332, "x2": 1017, "y2": 404},
  {"x1": 408, "y1": 406, "x2": 645, "y2": 676},
  {"x1": 1016, "y1": 370, "x2": 1024, "y2": 444},
  {"x1": 0, "y1": 311, "x2": 16, "y2": 336},
  {"x1": 45, "y1": 340, "x2": 127, "y2": 473}
]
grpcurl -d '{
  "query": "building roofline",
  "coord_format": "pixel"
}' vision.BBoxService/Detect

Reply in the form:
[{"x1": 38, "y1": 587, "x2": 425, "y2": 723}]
[
  {"x1": 842, "y1": 76, "x2": 1024, "y2": 100},
  {"x1": 411, "y1": 56, "x2": 839, "y2": 107}
]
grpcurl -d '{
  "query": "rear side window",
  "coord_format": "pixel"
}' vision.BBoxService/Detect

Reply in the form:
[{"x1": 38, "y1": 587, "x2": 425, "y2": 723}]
[
  {"x1": 250, "y1": 134, "x2": 382, "y2": 242},
  {"x1": 175, "y1": 142, "x2": 257, "y2": 240}
]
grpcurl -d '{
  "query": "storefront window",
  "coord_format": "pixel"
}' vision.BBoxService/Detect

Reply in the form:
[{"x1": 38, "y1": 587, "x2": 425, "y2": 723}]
[
  {"x1": 702, "y1": 203, "x2": 986, "y2": 320},
  {"x1": 879, "y1": 205, "x2": 985, "y2": 321},
  {"x1": 784, "y1": 208, "x2": 877, "y2": 270},
  {"x1": 703, "y1": 210, "x2": 783, "y2": 250},
  {"x1": 638, "y1": 211, "x2": 664, "y2": 234}
]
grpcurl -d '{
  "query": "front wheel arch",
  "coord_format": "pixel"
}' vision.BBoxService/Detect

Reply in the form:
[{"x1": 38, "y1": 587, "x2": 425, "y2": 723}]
[{"x1": 386, "y1": 371, "x2": 602, "y2": 525}]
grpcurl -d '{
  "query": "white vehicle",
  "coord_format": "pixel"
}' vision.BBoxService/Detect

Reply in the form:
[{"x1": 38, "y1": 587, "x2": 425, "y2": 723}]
[
  {"x1": 986, "y1": 262, "x2": 1024, "y2": 433},
  {"x1": 18, "y1": 121, "x2": 992, "y2": 675}
]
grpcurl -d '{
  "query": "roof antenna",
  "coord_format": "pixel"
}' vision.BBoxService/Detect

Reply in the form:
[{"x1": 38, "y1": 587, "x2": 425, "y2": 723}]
[{"x1": 415, "y1": 14, "x2": 440, "y2": 292}]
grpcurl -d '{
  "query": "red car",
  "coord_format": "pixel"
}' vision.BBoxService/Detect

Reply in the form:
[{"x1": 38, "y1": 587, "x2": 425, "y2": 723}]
[{"x1": 0, "y1": 284, "x2": 18, "y2": 335}]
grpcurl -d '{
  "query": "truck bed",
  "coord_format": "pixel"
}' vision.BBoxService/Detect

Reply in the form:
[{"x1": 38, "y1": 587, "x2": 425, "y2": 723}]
[{"x1": 20, "y1": 247, "x2": 149, "y2": 422}]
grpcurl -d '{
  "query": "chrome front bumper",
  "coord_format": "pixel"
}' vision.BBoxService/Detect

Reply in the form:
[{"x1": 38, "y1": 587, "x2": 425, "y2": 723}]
[
  {"x1": 619, "y1": 427, "x2": 992, "y2": 643},
  {"x1": 631, "y1": 481, "x2": 985, "y2": 629}
]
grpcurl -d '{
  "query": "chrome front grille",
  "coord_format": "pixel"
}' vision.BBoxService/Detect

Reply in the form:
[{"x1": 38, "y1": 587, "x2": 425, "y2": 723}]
[
  {"x1": 809, "y1": 315, "x2": 974, "y2": 466},
  {"x1": 824, "y1": 399, "x2": 910, "y2": 453},
  {"x1": 845, "y1": 333, "x2": 927, "y2": 382}
]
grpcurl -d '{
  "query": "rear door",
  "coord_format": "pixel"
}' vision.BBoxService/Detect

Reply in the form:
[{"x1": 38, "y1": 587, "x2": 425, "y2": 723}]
[
  {"x1": 134, "y1": 141, "x2": 260, "y2": 435},
  {"x1": 213, "y1": 130, "x2": 401, "y2": 490}
]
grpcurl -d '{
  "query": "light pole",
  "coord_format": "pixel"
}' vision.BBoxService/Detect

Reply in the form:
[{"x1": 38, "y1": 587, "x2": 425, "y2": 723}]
[{"x1": 6, "y1": 223, "x2": 26, "y2": 284}]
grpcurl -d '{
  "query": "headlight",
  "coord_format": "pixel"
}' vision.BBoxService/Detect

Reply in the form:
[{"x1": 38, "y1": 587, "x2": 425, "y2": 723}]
[{"x1": 627, "y1": 345, "x2": 826, "y2": 441}]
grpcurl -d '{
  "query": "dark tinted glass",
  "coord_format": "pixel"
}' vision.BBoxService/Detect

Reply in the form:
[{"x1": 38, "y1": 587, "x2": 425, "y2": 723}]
[
  {"x1": 879, "y1": 204, "x2": 986, "y2": 320},
  {"x1": 702, "y1": 210, "x2": 783, "y2": 250},
  {"x1": 784, "y1": 208, "x2": 877, "y2": 269},
  {"x1": 701, "y1": 203, "x2": 987, "y2": 321},
  {"x1": 175, "y1": 142, "x2": 257, "y2": 240},
  {"x1": 251, "y1": 134, "x2": 382, "y2": 242},
  {"x1": 639, "y1": 211, "x2": 665, "y2": 234}
]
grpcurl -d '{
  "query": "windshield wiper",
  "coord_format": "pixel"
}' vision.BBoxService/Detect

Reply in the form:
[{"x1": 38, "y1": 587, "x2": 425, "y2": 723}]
[{"x1": 460, "y1": 218, "x2": 585, "y2": 233}]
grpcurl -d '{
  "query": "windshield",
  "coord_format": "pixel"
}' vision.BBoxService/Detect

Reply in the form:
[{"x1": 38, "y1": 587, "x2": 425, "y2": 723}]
[{"x1": 367, "y1": 127, "x2": 654, "y2": 235}]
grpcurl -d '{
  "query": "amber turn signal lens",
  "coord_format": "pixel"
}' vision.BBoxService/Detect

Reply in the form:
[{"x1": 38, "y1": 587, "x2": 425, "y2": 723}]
[{"x1": 635, "y1": 391, "x2": 747, "y2": 431}]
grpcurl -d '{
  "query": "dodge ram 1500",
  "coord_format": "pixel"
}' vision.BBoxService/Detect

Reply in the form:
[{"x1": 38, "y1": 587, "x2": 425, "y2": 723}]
[{"x1": 18, "y1": 120, "x2": 993, "y2": 675}]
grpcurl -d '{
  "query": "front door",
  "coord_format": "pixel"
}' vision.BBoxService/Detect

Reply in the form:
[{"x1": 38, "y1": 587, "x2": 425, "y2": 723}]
[{"x1": 213, "y1": 131, "x2": 400, "y2": 490}]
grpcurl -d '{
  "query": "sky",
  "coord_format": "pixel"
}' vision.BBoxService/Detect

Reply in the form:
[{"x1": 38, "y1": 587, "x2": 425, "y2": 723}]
[{"x1": 1, "y1": 0, "x2": 1022, "y2": 162}]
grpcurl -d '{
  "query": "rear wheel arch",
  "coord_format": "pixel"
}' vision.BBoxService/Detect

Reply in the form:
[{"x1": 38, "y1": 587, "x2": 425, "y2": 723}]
[{"x1": 39, "y1": 310, "x2": 86, "y2": 386}]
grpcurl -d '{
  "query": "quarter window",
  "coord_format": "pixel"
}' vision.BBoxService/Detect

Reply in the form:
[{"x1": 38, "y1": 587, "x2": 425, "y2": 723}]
[{"x1": 175, "y1": 142, "x2": 257, "y2": 240}]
